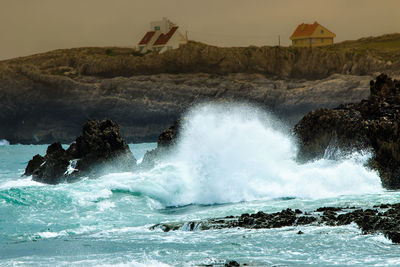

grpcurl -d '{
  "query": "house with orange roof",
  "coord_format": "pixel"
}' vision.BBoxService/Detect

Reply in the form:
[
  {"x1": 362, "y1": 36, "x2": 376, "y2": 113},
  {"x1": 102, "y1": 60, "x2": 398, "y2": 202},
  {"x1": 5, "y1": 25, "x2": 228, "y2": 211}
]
[
  {"x1": 290, "y1": 21, "x2": 336, "y2": 47},
  {"x1": 137, "y1": 17, "x2": 187, "y2": 53}
]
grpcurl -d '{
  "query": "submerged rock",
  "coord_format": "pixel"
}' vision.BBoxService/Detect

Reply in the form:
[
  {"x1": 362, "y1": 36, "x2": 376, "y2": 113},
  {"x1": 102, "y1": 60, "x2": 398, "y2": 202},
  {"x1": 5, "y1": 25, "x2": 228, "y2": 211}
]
[
  {"x1": 294, "y1": 74, "x2": 400, "y2": 189},
  {"x1": 25, "y1": 119, "x2": 136, "y2": 184}
]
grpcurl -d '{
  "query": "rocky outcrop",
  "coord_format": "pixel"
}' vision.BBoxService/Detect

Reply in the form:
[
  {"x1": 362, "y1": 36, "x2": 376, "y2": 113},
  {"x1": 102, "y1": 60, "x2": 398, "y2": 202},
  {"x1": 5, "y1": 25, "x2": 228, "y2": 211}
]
[
  {"x1": 25, "y1": 119, "x2": 136, "y2": 184},
  {"x1": 294, "y1": 74, "x2": 400, "y2": 189},
  {"x1": 150, "y1": 203, "x2": 400, "y2": 244},
  {"x1": 157, "y1": 120, "x2": 181, "y2": 148},
  {"x1": 139, "y1": 120, "x2": 181, "y2": 169}
]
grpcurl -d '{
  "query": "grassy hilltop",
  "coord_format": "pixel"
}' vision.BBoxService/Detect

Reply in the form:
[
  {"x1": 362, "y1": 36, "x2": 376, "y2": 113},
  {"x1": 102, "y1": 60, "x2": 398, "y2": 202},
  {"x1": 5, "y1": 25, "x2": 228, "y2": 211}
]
[{"x1": 1, "y1": 33, "x2": 399, "y2": 81}]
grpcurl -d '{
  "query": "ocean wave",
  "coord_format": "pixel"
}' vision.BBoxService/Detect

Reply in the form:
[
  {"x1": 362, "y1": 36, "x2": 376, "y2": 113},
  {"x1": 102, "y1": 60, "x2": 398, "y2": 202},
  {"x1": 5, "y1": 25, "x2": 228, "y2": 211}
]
[{"x1": 78, "y1": 104, "x2": 382, "y2": 207}]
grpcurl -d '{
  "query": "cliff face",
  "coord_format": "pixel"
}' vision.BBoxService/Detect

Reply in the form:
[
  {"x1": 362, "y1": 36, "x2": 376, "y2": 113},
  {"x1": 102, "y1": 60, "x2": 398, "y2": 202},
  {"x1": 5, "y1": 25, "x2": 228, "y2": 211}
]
[
  {"x1": 0, "y1": 71, "x2": 373, "y2": 144},
  {"x1": 0, "y1": 34, "x2": 399, "y2": 144}
]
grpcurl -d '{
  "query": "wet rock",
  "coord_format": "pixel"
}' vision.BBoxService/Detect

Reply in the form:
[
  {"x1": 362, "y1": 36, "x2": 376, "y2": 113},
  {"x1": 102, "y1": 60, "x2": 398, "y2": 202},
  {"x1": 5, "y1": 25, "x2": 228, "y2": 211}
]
[
  {"x1": 294, "y1": 74, "x2": 400, "y2": 189},
  {"x1": 23, "y1": 154, "x2": 45, "y2": 176},
  {"x1": 32, "y1": 142, "x2": 74, "y2": 184},
  {"x1": 26, "y1": 119, "x2": 136, "y2": 184},
  {"x1": 225, "y1": 260, "x2": 240, "y2": 267},
  {"x1": 151, "y1": 203, "x2": 400, "y2": 243},
  {"x1": 73, "y1": 119, "x2": 135, "y2": 175},
  {"x1": 384, "y1": 231, "x2": 400, "y2": 243},
  {"x1": 296, "y1": 216, "x2": 317, "y2": 225},
  {"x1": 157, "y1": 120, "x2": 180, "y2": 148},
  {"x1": 139, "y1": 120, "x2": 181, "y2": 169},
  {"x1": 316, "y1": 207, "x2": 342, "y2": 212}
]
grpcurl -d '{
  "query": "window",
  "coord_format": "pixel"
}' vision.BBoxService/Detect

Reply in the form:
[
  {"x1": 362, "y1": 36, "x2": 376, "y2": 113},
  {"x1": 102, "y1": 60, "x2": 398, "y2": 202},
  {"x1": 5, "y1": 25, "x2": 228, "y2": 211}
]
[
  {"x1": 294, "y1": 40, "x2": 297, "y2": 44},
  {"x1": 321, "y1": 30, "x2": 324, "y2": 34},
  {"x1": 321, "y1": 38, "x2": 324, "y2": 43},
  {"x1": 154, "y1": 26, "x2": 160, "y2": 31},
  {"x1": 312, "y1": 38, "x2": 317, "y2": 44}
]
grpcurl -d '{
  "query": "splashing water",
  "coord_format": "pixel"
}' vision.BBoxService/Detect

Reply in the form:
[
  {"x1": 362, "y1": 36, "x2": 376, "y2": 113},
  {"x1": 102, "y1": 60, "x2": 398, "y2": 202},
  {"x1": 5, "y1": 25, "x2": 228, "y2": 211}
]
[
  {"x1": 0, "y1": 139, "x2": 10, "y2": 146},
  {"x1": 93, "y1": 103, "x2": 382, "y2": 207},
  {"x1": 0, "y1": 103, "x2": 396, "y2": 266}
]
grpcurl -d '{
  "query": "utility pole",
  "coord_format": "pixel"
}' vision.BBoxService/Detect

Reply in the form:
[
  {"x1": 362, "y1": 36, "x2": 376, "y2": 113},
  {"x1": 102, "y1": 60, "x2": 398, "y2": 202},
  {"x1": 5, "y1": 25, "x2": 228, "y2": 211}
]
[{"x1": 278, "y1": 35, "x2": 281, "y2": 47}]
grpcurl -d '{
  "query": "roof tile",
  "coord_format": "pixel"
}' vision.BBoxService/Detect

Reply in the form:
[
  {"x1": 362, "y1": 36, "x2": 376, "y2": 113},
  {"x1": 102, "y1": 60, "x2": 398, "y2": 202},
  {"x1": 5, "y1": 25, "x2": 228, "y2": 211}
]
[{"x1": 153, "y1": 27, "x2": 178, "y2": 46}]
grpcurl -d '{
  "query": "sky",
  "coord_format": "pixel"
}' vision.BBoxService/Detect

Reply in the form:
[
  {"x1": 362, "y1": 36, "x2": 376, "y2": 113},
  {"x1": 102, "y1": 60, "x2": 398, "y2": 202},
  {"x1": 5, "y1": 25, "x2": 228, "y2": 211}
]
[{"x1": 1, "y1": 0, "x2": 399, "y2": 60}]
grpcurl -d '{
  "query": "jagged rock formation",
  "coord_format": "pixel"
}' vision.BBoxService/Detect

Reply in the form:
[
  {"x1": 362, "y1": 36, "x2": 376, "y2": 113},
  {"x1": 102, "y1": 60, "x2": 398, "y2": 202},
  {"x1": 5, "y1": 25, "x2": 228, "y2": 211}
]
[
  {"x1": 140, "y1": 120, "x2": 181, "y2": 169},
  {"x1": 1, "y1": 33, "x2": 399, "y2": 144},
  {"x1": 150, "y1": 203, "x2": 400, "y2": 244},
  {"x1": 24, "y1": 119, "x2": 136, "y2": 184},
  {"x1": 294, "y1": 74, "x2": 400, "y2": 189}
]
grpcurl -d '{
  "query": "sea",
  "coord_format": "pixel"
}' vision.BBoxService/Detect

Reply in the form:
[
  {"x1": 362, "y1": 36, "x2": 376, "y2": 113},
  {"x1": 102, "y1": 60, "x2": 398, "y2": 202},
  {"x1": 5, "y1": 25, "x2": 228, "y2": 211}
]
[{"x1": 1, "y1": 104, "x2": 400, "y2": 266}]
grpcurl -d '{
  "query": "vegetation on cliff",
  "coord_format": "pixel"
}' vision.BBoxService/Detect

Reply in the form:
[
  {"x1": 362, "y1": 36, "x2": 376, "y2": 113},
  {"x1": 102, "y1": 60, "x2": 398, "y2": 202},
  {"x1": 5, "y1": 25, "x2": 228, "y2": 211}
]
[{"x1": 1, "y1": 33, "x2": 399, "y2": 80}]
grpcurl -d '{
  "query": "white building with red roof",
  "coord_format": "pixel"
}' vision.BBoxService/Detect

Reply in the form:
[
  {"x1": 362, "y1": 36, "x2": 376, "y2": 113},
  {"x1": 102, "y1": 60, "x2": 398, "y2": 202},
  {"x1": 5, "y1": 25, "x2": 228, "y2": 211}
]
[{"x1": 137, "y1": 17, "x2": 187, "y2": 53}]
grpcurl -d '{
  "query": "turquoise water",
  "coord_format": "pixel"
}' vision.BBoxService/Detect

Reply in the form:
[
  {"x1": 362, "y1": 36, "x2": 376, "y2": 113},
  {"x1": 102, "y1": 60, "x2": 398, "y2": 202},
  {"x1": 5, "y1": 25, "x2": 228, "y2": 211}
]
[{"x1": 1, "y1": 105, "x2": 400, "y2": 266}]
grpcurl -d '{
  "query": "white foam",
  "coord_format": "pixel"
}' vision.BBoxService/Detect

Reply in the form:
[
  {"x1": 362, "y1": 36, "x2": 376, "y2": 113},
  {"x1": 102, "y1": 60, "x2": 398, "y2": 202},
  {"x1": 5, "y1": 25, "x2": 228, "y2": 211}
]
[
  {"x1": 0, "y1": 139, "x2": 10, "y2": 146},
  {"x1": 37, "y1": 230, "x2": 67, "y2": 239},
  {"x1": 85, "y1": 104, "x2": 383, "y2": 207},
  {"x1": 371, "y1": 233, "x2": 393, "y2": 244},
  {"x1": 0, "y1": 177, "x2": 45, "y2": 190}
]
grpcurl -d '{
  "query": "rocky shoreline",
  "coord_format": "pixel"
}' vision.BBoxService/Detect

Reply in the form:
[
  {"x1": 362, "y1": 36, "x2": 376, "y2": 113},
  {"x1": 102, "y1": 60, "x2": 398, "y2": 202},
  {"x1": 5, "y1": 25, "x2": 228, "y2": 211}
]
[{"x1": 150, "y1": 203, "x2": 400, "y2": 244}]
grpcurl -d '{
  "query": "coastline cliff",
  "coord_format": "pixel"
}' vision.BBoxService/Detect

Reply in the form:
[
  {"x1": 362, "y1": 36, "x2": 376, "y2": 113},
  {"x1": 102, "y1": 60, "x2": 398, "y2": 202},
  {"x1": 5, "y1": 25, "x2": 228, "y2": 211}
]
[{"x1": 1, "y1": 34, "x2": 399, "y2": 144}]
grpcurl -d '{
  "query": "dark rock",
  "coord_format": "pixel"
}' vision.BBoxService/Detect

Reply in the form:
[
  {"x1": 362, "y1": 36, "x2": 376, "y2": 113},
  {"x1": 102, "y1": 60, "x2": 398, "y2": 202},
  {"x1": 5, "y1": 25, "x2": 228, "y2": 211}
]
[
  {"x1": 296, "y1": 216, "x2": 317, "y2": 225},
  {"x1": 316, "y1": 207, "x2": 342, "y2": 212},
  {"x1": 25, "y1": 119, "x2": 136, "y2": 184},
  {"x1": 225, "y1": 260, "x2": 240, "y2": 267},
  {"x1": 384, "y1": 231, "x2": 400, "y2": 243},
  {"x1": 157, "y1": 120, "x2": 180, "y2": 148},
  {"x1": 297, "y1": 230, "x2": 304, "y2": 235},
  {"x1": 74, "y1": 119, "x2": 135, "y2": 175},
  {"x1": 151, "y1": 203, "x2": 400, "y2": 243},
  {"x1": 294, "y1": 74, "x2": 400, "y2": 189},
  {"x1": 32, "y1": 142, "x2": 73, "y2": 184},
  {"x1": 139, "y1": 120, "x2": 181, "y2": 169},
  {"x1": 24, "y1": 154, "x2": 44, "y2": 176}
]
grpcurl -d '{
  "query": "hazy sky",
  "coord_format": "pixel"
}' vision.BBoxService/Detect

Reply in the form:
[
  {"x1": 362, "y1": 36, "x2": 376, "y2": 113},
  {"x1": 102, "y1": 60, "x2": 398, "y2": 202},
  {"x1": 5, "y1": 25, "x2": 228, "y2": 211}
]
[{"x1": 1, "y1": 0, "x2": 399, "y2": 60}]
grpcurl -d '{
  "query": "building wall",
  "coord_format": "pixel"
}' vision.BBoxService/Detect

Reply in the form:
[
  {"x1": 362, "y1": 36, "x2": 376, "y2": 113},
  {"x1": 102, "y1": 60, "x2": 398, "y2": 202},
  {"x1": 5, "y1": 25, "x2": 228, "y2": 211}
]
[
  {"x1": 153, "y1": 31, "x2": 188, "y2": 53},
  {"x1": 150, "y1": 17, "x2": 170, "y2": 34},
  {"x1": 291, "y1": 24, "x2": 336, "y2": 48},
  {"x1": 292, "y1": 37, "x2": 333, "y2": 47},
  {"x1": 310, "y1": 25, "x2": 335, "y2": 39}
]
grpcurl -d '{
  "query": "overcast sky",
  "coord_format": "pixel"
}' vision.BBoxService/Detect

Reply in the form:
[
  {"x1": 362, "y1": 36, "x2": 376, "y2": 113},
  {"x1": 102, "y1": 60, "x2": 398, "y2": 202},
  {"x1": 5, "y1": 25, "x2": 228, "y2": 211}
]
[{"x1": 1, "y1": 0, "x2": 399, "y2": 60}]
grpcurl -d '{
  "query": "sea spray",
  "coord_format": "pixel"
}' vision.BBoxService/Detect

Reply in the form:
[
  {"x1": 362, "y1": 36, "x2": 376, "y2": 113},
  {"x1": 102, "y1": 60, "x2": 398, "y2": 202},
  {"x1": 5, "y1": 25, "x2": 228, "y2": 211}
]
[
  {"x1": 0, "y1": 139, "x2": 10, "y2": 146},
  {"x1": 87, "y1": 103, "x2": 382, "y2": 207},
  {"x1": 1, "y1": 104, "x2": 382, "y2": 208}
]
